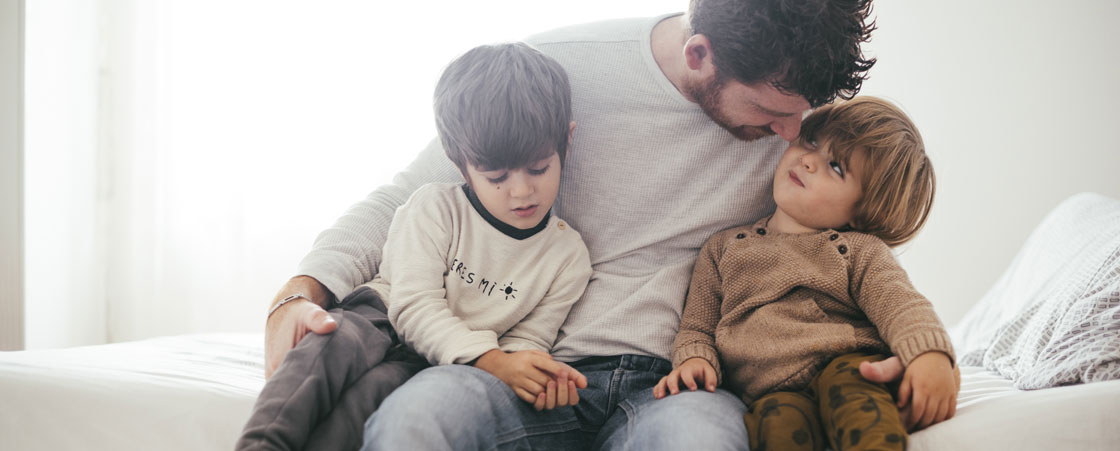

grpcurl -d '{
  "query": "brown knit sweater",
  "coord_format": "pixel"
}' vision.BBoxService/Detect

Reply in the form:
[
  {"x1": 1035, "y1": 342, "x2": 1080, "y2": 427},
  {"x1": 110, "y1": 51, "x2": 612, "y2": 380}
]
[{"x1": 672, "y1": 217, "x2": 955, "y2": 404}]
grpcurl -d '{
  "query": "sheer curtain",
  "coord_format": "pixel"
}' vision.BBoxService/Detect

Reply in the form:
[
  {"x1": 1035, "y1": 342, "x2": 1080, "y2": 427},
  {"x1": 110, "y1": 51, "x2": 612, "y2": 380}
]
[{"x1": 25, "y1": 0, "x2": 682, "y2": 347}]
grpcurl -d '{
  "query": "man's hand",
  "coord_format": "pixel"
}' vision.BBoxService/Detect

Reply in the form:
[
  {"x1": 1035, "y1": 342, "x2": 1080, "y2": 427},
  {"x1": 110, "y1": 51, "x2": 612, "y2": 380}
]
[
  {"x1": 859, "y1": 354, "x2": 961, "y2": 431},
  {"x1": 652, "y1": 357, "x2": 717, "y2": 399},
  {"x1": 264, "y1": 276, "x2": 337, "y2": 378},
  {"x1": 473, "y1": 349, "x2": 588, "y2": 410}
]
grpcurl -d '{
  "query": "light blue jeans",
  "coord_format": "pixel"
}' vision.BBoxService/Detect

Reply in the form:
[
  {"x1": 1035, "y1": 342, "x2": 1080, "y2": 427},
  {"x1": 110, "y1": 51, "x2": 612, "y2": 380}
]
[{"x1": 361, "y1": 354, "x2": 749, "y2": 450}]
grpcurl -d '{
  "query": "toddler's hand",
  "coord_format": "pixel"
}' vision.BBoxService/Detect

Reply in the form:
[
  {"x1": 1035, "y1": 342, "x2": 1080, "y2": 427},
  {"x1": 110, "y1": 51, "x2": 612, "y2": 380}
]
[
  {"x1": 533, "y1": 367, "x2": 581, "y2": 411},
  {"x1": 473, "y1": 349, "x2": 587, "y2": 409},
  {"x1": 653, "y1": 357, "x2": 717, "y2": 399},
  {"x1": 898, "y1": 351, "x2": 957, "y2": 431}
]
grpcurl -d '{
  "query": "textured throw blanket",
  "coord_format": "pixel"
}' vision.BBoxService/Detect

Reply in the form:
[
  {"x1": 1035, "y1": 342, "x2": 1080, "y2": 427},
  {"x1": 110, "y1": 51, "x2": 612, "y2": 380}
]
[{"x1": 952, "y1": 192, "x2": 1120, "y2": 389}]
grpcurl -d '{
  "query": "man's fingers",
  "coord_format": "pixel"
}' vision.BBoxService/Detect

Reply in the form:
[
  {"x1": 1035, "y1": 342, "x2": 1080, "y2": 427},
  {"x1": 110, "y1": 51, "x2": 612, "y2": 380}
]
[
  {"x1": 567, "y1": 380, "x2": 579, "y2": 405},
  {"x1": 304, "y1": 304, "x2": 338, "y2": 335},
  {"x1": 859, "y1": 356, "x2": 904, "y2": 384}
]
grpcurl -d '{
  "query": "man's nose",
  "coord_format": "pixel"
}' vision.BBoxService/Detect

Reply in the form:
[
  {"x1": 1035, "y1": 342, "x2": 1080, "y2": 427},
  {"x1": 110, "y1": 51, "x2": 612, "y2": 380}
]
[{"x1": 771, "y1": 116, "x2": 802, "y2": 142}]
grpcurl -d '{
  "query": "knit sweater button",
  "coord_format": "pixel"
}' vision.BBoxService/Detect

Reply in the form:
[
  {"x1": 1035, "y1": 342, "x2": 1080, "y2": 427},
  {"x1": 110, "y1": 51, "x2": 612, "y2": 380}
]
[
  {"x1": 756, "y1": 228, "x2": 766, "y2": 236},
  {"x1": 736, "y1": 233, "x2": 746, "y2": 239},
  {"x1": 838, "y1": 244, "x2": 848, "y2": 254},
  {"x1": 829, "y1": 233, "x2": 839, "y2": 241}
]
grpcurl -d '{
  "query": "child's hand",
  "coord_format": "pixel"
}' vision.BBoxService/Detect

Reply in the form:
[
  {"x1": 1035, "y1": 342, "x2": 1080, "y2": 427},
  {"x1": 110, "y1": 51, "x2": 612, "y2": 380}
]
[
  {"x1": 897, "y1": 351, "x2": 957, "y2": 431},
  {"x1": 652, "y1": 357, "x2": 717, "y2": 399},
  {"x1": 532, "y1": 367, "x2": 581, "y2": 411},
  {"x1": 473, "y1": 349, "x2": 587, "y2": 409}
]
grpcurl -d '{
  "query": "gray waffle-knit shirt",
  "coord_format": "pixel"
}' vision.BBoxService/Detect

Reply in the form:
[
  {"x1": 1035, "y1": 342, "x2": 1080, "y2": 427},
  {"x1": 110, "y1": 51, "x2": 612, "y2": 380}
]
[{"x1": 296, "y1": 13, "x2": 787, "y2": 362}]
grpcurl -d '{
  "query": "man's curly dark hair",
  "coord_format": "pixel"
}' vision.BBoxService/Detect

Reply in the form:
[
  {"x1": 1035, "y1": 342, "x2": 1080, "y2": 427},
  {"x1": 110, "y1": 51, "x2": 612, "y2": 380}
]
[{"x1": 688, "y1": 0, "x2": 876, "y2": 107}]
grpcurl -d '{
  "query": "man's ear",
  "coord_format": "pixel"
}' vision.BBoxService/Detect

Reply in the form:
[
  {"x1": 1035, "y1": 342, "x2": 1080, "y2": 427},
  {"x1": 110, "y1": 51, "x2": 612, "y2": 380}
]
[{"x1": 683, "y1": 34, "x2": 717, "y2": 79}]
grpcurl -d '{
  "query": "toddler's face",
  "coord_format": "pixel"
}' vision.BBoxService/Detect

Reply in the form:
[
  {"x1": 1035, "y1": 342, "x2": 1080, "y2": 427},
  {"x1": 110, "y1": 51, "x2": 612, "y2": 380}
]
[
  {"x1": 772, "y1": 138, "x2": 863, "y2": 230},
  {"x1": 465, "y1": 151, "x2": 562, "y2": 230}
]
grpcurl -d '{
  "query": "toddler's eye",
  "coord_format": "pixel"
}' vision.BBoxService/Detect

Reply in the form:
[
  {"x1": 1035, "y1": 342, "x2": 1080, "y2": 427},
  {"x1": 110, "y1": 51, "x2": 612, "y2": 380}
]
[
  {"x1": 528, "y1": 165, "x2": 550, "y2": 176},
  {"x1": 486, "y1": 173, "x2": 509, "y2": 184},
  {"x1": 829, "y1": 161, "x2": 844, "y2": 177}
]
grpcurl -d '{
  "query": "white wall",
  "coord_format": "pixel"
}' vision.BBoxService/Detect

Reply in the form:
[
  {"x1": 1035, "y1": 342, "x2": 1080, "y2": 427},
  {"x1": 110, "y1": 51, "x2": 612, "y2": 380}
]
[
  {"x1": 23, "y1": 0, "x2": 106, "y2": 348},
  {"x1": 864, "y1": 1, "x2": 1120, "y2": 326},
  {"x1": 1, "y1": 0, "x2": 25, "y2": 351}
]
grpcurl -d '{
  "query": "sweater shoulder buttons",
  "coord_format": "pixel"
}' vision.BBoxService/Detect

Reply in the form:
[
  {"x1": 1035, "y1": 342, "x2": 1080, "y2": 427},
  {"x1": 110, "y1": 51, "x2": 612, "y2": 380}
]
[
  {"x1": 838, "y1": 244, "x2": 848, "y2": 255},
  {"x1": 558, "y1": 221, "x2": 566, "y2": 230}
]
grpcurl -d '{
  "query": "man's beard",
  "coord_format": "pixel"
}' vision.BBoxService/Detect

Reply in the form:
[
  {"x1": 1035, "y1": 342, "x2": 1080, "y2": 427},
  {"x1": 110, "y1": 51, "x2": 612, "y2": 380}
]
[{"x1": 685, "y1": 76, "x2": 776, "y2": 142}]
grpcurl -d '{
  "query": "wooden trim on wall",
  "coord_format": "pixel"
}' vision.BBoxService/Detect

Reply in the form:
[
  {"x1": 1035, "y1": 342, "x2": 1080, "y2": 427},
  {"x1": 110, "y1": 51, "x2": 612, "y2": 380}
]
[{"x1": 1, "y1": 0, "x2": 26, "y2": 351}]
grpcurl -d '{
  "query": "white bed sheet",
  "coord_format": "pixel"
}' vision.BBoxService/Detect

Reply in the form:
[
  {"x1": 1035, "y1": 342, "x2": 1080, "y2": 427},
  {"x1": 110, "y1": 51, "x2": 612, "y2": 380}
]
[
  {"x1": 0, "y1": 333, "x2": 265, "y2": 451},
  {"x1": 911, "y1": 366, "x2": 1120, "y2": 450},
  {"x1": 2, "y1": 334, "x2": 1118, "y2": 450}
]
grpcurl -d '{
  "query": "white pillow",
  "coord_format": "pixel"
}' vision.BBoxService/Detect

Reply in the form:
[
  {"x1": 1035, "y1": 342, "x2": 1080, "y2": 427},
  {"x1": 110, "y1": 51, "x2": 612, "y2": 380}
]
[{"x1": 952, "y1": 192, "x2": 1120, "y2": 388}]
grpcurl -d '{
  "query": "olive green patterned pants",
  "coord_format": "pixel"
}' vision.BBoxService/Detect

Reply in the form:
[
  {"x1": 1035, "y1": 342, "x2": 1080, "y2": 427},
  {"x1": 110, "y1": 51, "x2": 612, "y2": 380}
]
[{"x1": 744, "y1": 353, "x2": 907, "y2": 451}]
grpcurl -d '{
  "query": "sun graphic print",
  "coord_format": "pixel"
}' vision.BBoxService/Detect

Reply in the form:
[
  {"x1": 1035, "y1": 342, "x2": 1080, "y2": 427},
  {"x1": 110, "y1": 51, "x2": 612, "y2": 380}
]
[{"x1": 500, "y1": 283, "x2": 518, "y2": 301}]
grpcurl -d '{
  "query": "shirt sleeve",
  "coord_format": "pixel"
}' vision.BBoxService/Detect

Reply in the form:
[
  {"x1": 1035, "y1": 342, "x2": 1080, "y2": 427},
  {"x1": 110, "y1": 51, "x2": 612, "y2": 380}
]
[
  {"x1": 849, "y1": 237, "x2": 955, "y2": 367},
  {"x1": 382, "y1": 186, "x2": 501, "y2": 366},
  {"x1": 295, "y1": 138, "x2": 463, "y2": 302},
  {"x1": 498, "y1": 238, "x2": 593, "y2": 353},
  {"x1": 671, "y1": 231, "x2": 727, "y2": 385}
]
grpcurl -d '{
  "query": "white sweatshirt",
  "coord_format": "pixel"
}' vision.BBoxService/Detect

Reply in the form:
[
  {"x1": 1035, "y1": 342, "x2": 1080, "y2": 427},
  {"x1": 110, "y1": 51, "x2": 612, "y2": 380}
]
[{"x1": 364, "y1": 183, "x2": 592, "y2": 366}]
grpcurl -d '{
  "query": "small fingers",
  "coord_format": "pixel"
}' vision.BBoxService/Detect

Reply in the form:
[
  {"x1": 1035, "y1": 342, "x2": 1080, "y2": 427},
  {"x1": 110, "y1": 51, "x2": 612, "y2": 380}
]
[
  {"x1": 897, "y1": 379, "x2": 912, "y2": 409},
  {"x1": 556, "y1": 372, "x2": 570, "y2": 407},
  {"x1": 667, "y1": 371, "x2": 682, "y2": 395},
  {"x1": 681, "y1": 370, "x2": 698, "y2": 391},
  {"x1": 545, "y1": 381, "x2": 558, "y2": 410},
  {"x1": 515, "y1": 386, "x2": 539, "y2": 405},
  {"x1": 704, "y1": 365, "x2": 718, "y2": 391}
]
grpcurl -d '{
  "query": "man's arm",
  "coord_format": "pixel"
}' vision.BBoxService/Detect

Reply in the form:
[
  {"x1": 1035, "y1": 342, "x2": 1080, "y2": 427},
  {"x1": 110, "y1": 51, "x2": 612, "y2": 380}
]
[{"x1": 263, "y1": 138, "x2": 461, "y2": 377}]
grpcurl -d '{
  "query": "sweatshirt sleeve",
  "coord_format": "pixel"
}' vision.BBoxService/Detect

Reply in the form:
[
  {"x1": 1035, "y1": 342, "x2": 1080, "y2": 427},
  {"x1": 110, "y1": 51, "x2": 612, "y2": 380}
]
[
  {"x1": 671, "y1": 231, "x2": 727, "y2": 385},
  {"x1": 382, "y1": 186, "x2": 501, "y2": 366},
  {"x1": 295, "y1": 138, "x2": 463, "y2": 302},
  {"x1": 499, "y1": 237, "x2": 593, "y2": 353},
  {"x1": 849, "y1": 236, "x2": 955, "y2": 367}
]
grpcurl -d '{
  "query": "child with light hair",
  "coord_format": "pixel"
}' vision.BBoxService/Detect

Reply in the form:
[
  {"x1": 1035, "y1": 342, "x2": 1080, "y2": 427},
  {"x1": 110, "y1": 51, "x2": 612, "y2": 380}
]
[{"x1": 654, "y1": 96, "x2": 957, "y2": 451}]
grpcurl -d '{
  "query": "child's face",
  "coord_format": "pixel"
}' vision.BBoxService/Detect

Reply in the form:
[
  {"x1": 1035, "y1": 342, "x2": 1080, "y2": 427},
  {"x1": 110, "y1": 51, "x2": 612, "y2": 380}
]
[
  {"x1": 465, "y1": 151, "x2": 562, "y2": 230},
  {"x1": 772, "y1": 138, "x2": 864, "y2": 230}
]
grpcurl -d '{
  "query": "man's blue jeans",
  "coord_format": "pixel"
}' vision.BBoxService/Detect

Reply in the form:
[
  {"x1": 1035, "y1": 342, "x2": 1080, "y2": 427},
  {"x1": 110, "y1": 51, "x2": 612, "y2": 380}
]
[{"x1": 362, "y1": 354, "x2": 749, "y2": 450}]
